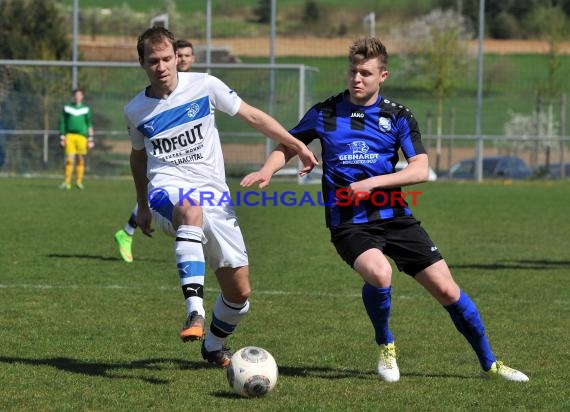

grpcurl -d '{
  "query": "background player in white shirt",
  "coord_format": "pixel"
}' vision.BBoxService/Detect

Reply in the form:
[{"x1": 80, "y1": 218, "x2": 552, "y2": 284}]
[{"x1": 125, "y1": 27, "x2": 317, "y2": 368}]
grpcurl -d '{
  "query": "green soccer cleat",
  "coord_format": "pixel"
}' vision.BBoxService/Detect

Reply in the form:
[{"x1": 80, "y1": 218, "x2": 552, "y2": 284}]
[
  {"x1": 481, "y1": 361, "x2": 529, "y2": 382},
  {"x1": 59, "y1": 182, "x2": 71, "y2": 190},
  {"x1": 75, "y1": 182, "x2": 84, "y2": 190},
  {"x1": 377, "y1": 342, "x2": 400, "y2": 382},
  {"x1": 114, "y1": 229, "x2": 133, "y2": 263}
]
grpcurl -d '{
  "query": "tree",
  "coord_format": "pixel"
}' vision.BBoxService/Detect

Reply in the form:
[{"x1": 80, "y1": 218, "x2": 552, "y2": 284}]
[
  {"x1": 438, "y1": 0, "x2": 570, "y2": 39},
  {"x1": 0, "y1": 0, "x2": 69, "y2": 60},
  {"x1": 528, "y1": 4, "x2": 568, "y2": 169},
  {"x1": 253, "y1": 0, "x2": 271, "y2": 24},
  {"x1": 0, "y1": 0, "x2": 70, "y2": 171},
  {"x1": 303, "y1": 0, "x2": 319, "y2": 22},
  {"x1": 392, "y1": 9, "x2": 473, "y2": 174}
]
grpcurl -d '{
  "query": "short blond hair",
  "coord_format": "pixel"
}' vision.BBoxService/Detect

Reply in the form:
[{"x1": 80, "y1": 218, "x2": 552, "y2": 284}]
[{"x1": 348, "y1": 37, "x2": 388, "y2": 71}]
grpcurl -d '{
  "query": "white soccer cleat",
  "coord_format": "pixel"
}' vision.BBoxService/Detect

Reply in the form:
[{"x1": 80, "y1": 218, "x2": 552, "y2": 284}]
[
  {"x1": 481, "y1": 361, "x2": 529, "y2": 382},
  {"x1": 377, "y1": 342, "x2": 400, "y2": 382}
]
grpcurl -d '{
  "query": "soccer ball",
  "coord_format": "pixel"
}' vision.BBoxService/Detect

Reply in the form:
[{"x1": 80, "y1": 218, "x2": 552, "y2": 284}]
[{"x1": 226, "y1": 346, "x2": 278, "y2": 397}]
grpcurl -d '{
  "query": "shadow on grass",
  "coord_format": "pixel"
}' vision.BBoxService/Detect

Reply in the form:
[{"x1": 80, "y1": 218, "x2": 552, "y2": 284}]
[
  {"x1": 450, "y1": 259, "x2": 570, "y2": 271},
  {"x1": 0, "y1": 356, "x2": 476, "y2": 386},
  {"x1": 275, "y1": 365, "x2": 475, "y2": 380},
  {"x1": 0, "y1": 356, "x2": 212, "y2": 384},
  {"x1": 47, "y1": 253, "x2": 164, "y2": 263},
  {"x1": 211, "y1": 366, "x2": 476, "y2": 399},
  {"x1": 48, "y1": 253, "x2": 120, "y2": 262}
]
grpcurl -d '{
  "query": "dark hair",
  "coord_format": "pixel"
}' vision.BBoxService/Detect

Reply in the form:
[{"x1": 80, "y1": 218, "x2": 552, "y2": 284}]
[
  {"x1": 137, "y1": 26, "x2": 176, "y2": 61},
  {"x1": 175, "y1": 39, "x2": 194, "y2": 52},
  {"x1": 72, "y1": 88, "x2": 84, "y2": 95},
  {"x1": 349, "y1": 37, "x2": 388, "y2": 70}
]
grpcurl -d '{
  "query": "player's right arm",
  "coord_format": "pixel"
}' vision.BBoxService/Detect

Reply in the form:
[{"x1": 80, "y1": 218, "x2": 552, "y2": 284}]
[
  {"x1": 130, "y1": 148, "x2": 153, "y2": 237},
  {"x1": 59, "y1": 106, "x2": 67, "y2": 148},
  {"x1": 126, "y1": 109, "x2": 153, "y2": 237}
]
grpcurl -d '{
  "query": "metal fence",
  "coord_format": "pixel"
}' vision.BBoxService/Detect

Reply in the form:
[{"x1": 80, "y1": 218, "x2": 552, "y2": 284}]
[{"x1": 0, "y1": 60, "x2": 317, "y2": 177}]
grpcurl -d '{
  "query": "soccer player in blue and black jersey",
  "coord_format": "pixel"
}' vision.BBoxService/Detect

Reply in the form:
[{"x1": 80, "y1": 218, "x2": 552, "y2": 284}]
[{"x1": 242, "y1": 37, "x2": 529, "y2": 382}]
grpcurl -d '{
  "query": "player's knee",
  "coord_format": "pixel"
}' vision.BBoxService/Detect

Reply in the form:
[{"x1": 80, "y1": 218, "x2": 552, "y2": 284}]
[
  {"x1": 237, "y1": 288, "x2": 251, "y2": 302},
  {"x1": 177, "y1": 204, "x2": 203, "y2": 226},
  {"x1": 359, "y1": 264, "x2": 392, "y2": 287},
  {"x1": 76, "y1": 157, "x2": 84, "y2": 166},
  {"x1": 224, "y1": 289, "x2": 250, "y2": 306},
  {"x1": 438, "y1": 286, "x2": 460, "y2": 306}
]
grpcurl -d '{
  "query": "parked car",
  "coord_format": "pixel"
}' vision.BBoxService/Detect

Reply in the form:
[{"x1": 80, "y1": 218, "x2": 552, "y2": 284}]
[
  {"x1": 446, "y1": 156, "x2": 532, "y2": 180},
  {"x1": 395, "y1": 160, "x2": 438, "y2": 181},
  {"x1": 534, "y1": 163, "x2": 570, "y2": 179}
]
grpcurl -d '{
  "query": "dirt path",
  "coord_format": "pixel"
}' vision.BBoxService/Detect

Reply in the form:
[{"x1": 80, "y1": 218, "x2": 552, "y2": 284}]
[{"x1": 79, "y1": 35, "x2": 570, "y2": 61}]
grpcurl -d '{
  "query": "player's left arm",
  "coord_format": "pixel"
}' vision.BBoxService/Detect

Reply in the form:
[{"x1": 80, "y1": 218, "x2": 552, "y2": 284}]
[
  {"x1": 236, "y1": 101, "x2": 317, "y2": 175},
  {"x1": 86, "y1": 107, "x2": 95, "y2": 148},
  {"x1": 349, "y1": 109, "x2": 429, "y2": 193},
  {"x1": 349, "y1": 154, "x2": 429, "y2": 194},
  {"x1": 240, "y1": 144, "x2": 298, "y2": 189}
]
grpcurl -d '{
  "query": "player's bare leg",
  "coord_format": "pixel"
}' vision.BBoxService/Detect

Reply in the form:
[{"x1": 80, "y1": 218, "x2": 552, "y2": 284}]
[{"x1": 201, "y1": 266, "x2": 251, "y2": 368}]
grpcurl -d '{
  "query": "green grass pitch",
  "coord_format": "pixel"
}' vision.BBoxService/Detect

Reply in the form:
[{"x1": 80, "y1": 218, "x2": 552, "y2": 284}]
[{"x1": 0, "y1": 177, "x2": 569, "y2": 410}]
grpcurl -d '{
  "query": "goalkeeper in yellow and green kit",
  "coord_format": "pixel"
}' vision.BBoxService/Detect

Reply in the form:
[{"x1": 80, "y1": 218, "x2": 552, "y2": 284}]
[{"x1": 59, "y1": 88, "x2": 94, "y2": 190}]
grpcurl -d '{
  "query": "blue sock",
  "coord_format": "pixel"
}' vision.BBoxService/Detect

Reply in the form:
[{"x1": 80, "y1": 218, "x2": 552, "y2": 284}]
[
  {"x1": 444, "y1": 290, "x2": 496, "y2": 371},
  {"x1": 362, "y1": 283, "x2": 394, "y2": 345}
]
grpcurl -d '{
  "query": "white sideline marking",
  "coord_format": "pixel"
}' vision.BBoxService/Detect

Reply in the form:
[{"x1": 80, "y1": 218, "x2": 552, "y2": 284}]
[
  {"x1": 0, "y1": 283, "x2": 562, "y2": 304},
  {"x1": 0, "y1": 283, "x2": 399, "y2": 299}
]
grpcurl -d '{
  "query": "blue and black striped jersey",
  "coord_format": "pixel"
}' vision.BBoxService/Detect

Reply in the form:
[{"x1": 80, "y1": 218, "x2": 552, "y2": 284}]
[{"x1": 289, "y1": 90, "x2": 426, "y2": 228}]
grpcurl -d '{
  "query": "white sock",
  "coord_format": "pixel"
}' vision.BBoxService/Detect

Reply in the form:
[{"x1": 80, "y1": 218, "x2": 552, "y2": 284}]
[{"x1": 176, "y1": 225, "x2": 206, "y2": 318}]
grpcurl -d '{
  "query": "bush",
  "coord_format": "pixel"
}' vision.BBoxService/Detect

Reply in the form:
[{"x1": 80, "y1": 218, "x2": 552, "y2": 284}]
[{"x1": 490, "y1": 12, "x2": 521, "y2": 39}]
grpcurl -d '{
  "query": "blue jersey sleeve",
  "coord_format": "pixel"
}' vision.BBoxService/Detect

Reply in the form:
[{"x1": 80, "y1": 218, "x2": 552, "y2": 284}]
[
  {"x1": 289, "y1": 105, "x2": 321, "y2": 145},
  {"x1": 395, "y1": 109, "x2": 425, "y2": 159}
]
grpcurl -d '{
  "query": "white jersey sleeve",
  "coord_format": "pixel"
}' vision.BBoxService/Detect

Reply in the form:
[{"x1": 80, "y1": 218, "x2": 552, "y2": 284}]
[
  {"x1": 207, "y1": 75, "x2": 242, "y2": 116},
  {"x1": 125, "y1": 113, "x2": 145, "y2": 150},
  {"x1": 124, "y1": 89, "x2": 147, "y2": 150}
]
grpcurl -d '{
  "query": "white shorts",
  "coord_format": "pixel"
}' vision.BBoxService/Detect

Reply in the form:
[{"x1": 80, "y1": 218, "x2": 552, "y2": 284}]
[{"x1": 149, "y1": 185, "x2": 249, "y2": 271}]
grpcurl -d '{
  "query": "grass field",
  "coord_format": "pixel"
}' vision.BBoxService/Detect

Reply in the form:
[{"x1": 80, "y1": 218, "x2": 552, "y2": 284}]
[{"x1": 1, "y1": 177, "x2": 569, "y2": 410}]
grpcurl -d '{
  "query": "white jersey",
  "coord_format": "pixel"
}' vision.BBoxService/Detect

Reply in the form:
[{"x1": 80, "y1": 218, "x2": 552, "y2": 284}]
[{"x1": 124, "y1": 72, "x2": 242, "y2": 199}]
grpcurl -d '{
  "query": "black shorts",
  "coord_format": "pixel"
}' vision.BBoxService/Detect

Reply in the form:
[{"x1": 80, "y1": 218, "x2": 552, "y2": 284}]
[{"x1": 330, "y1": 216, "x2": 443, "y2": 277}]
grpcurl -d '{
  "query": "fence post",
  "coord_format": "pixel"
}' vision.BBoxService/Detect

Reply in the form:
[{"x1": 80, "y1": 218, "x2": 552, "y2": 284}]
[
  {"x1": 560, "y1": 93, "x2": 566, "y2": 178},
  {"x1": 448, "y1": 108, "x2": 456, "y2": 171},
  {"x1": 424, "y1": 111, "x2": 432, "y2": 154},
  {"x1": 43, "y1": 132, "x2": 49, "y2": 167}
]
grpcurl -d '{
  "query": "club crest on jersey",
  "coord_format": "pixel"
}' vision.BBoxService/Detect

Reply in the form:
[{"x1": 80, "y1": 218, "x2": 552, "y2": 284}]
[
  {"x1": 379, "y1": 116, "x2": 391, "y2": 132},
  {"x1": 348, "y1": 140, "x2": 369, "y2": 154},
  {"x1": 338, "y1": 140, "x2": 379, "y2": 165},
  {"x1": 186, "y1": 103, "x2": 200, "y2": 119}
]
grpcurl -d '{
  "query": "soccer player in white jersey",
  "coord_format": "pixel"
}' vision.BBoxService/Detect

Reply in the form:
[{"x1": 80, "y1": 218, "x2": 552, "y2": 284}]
[
  {"x1": 125, "y1": 27, "x2": 317, "y2": 368},
  {"x1": 115, "y1": 39, "x2": 196, "y2": 264}
]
